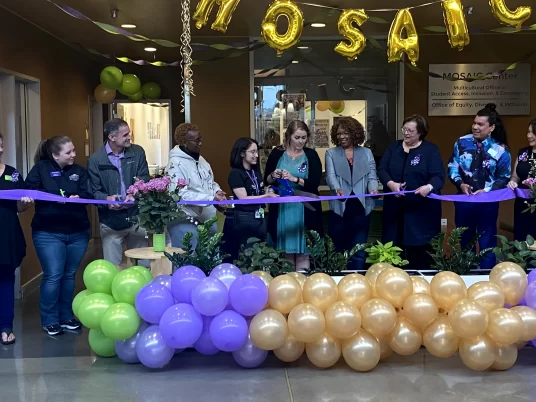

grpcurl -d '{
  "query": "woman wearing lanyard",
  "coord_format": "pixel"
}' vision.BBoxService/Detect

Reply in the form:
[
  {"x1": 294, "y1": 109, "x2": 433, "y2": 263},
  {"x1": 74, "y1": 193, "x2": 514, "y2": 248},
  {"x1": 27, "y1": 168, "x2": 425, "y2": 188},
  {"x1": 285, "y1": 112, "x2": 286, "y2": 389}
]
[{"x1": 227, "y1": 138, "x2": 278, "y2": 259}]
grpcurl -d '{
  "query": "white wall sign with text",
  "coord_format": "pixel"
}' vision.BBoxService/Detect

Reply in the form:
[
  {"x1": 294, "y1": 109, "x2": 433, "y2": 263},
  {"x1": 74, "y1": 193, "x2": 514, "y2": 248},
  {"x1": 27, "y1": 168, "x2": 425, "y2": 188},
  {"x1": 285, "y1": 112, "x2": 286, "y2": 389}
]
[{"x1": 428, "y1": 63, "x2": 531, "y2": 116}]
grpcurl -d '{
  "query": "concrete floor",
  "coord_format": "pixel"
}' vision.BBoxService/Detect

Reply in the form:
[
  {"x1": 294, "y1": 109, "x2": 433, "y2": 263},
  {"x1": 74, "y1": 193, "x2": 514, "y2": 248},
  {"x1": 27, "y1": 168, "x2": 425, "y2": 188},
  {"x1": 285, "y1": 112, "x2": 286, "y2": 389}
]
[{"x1": 1, "y1": 242, "x2": 536, "y2": 402}]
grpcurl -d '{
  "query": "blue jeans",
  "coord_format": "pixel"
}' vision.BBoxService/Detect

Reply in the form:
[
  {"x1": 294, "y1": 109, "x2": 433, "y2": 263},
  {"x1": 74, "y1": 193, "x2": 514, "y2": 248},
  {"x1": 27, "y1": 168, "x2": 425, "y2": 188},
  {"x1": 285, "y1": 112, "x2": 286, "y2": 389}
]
[
  {"x1": 168, "y1": 220, "x2": 217, "y2": 249},
  {"x1": 33, "y1": 231, "x2": 89, "y2": 327}
]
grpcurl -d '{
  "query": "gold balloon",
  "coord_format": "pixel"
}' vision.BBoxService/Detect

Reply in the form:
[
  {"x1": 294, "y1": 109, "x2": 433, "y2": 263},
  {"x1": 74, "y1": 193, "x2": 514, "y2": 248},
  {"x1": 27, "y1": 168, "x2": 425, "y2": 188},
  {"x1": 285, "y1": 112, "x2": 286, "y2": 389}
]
[
  {"x1": 286, "y1": 272, "x2": 306, "y2": 288},
  {"x1": 376, "y1": 335, "x2": 393, "y2": 361},
  {"x1": 376, "y1": 268, "x2": 413, "y2": 309},
  {"x1": 486, "y1": 308, "x2": 523, "y2": 345},
  {"x1": 387, "y1": 8, "x2": 419, "y2": 66},
  {"x1": 491, "y1": 343, "x2": 518, "y2": 371},
  {"x1": 365, "y1": 263, "x2": 392, "y2": 296},
  {"x1": 334, "y1": 9, "x2": 368, "y2": 60},
  {"x1": 516, "y1": 340, "x2": 528, "y2": 349},
  {"x1": 305, "y1": 332, "x2": 341, "y2": 369},
  {"x1": 403, "y1": 294, "x2": 439, "y2": 330},
  {"x1": 387, "y1": 317, "x2": 422, "y2": 356},
  {"x1": 360, "y1": 298, "x2": 397, "y2": 337},
  {"x1": 316, "y1": 101, "x2": 330, "y2": 112},
  {"x1": 448, "y1": 299, "x2": 489, "y2": 339},
  {"x1": 423, "y1": 316, "x2": 460, "y2": 358},
  {"x1": 411, "y1": 277, "x2": 431, "y2": 295},
  {"x1": 338, "y1": 273, "x2": 372, "y2": 309},
  {"x1": 274, "y1": 335, "x2": 304, "y2": 362},
  {"x1": 249, "y1": 309, "x2": 288, "y2": 350},
  {"x1": 467, "y1": 281, "x2": 505, "y2": 313},
  {"x1": 261, "y1": 0, "x2": 304, "y2": 56},
  {"x1": 459, "y1": 335, "x2": 496, "y2": 371},
  {"x1": 430, "y1": 271, "x2": 467, "y2": 312},
  {"x1": 441, "y1": 0, "x2": 470, "y2": 50},
  {"x1": 302, "y1": 273, "x2": 338, "y2": 313},
  {"x1": 192, "y1": 0, "x2": 241, "y2": 33},
  {"x1": 511, "y1": 306, "x2": 536, "y2": 341},
  {"x1": 325, "y1": 301, "x2": 361, "y2": 340},
  {"x1": 288, "y1": 303, "x2": 325, "y2": 343},
  {"x1": 268, "y1": 275, "x2": 301, "y2": 314},
  {"x1": 489, "y1": 0, "x2": 532, "y2": 30},
  {"x1": 489, "y1": 262, "x2": 528, "y2": 306},
  {"x1": 94, "y1": 84, "x2": 116, "y2": 104},
  {"x1": 342, "y1": 329, "x2": 381, "y2": 372},
  {"x1": 252, "y1": 271, "x2": 273, "y2": 286}
]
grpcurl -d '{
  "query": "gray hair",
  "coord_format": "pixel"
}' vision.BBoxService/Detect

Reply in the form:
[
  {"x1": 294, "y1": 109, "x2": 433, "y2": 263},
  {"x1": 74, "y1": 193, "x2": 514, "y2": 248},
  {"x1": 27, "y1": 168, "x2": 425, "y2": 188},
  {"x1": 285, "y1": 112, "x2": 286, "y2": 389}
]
[{"x1": 104, "y1": 118, "x2": 128, "y2": 138}]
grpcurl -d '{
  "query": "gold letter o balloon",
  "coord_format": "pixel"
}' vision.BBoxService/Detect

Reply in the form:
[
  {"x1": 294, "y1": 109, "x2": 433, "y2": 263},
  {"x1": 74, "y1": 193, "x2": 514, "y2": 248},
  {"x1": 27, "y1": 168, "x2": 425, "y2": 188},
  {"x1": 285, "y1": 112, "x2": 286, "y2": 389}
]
[{"x1": 261, "y1": 0, "x2": 304, "y2": 56}]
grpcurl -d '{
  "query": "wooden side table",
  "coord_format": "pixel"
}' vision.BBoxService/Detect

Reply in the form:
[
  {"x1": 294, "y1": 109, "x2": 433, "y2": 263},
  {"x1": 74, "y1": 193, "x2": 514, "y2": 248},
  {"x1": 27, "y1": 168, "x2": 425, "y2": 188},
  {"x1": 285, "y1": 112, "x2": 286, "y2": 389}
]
[{"x1": 124, "y1": 247, "x2": 184, "y2": 277}]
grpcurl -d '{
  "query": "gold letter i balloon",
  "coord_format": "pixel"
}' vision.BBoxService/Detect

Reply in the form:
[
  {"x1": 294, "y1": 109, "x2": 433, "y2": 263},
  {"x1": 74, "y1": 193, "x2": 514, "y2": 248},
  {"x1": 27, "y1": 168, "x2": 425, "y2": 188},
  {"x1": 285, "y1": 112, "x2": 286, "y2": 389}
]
[
  {"x1": 489, "y1": 0, "x2": 532, "y2": 31},
  {"x1": 261, "y1": 0, "x2": 304, "y2": 56},
  {"x1": 334, "y1": 9, "x2": 369, "y2": 60},
  {"x1": 192, "y1": 0, "x2": 241, "y2": 33},
  {"x1": 441, "y1": 0, "x2": 470, "y2": 50},
  {"x1": 387, "y1": 8, "x2": 419, "y2": 66}
]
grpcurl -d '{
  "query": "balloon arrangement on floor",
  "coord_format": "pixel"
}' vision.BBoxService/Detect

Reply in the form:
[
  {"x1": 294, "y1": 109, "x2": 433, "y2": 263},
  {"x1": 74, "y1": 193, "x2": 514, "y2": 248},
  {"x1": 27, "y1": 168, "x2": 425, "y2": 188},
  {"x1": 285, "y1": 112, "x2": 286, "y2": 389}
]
[{"x1": 94, "y1": 66, "x2": 162, "y2": 104}]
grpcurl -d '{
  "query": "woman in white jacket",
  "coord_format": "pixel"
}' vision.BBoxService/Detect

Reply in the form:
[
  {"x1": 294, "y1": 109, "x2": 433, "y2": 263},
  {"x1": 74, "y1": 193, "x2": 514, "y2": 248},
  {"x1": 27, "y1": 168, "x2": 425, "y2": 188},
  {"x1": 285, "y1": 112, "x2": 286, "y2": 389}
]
[{"x1": 166, "y1": 123, "x2": 226, "y2": 248}]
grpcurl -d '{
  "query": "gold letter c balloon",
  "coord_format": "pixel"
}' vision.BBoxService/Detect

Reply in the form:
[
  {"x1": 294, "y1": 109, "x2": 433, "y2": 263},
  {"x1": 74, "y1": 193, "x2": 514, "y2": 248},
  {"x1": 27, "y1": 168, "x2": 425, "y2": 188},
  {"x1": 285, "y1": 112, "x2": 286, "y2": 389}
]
[
  {"x1": 334, "y1": 9, "x2": 369, "y2": 61},
  {"x1": 387, "y1": 8, "x2": 419, "y2": 66},
  {"x1": 489, "y1": 0, "x2": 532, "y2": 31},
  {"x1": 261, "y1": 0, "x2": 304, "y2": 56},
  {"x1": 192, "y1": 0, "x2": 241, "y2": 33},
  {"x1": 441, "y1": 0, "x2": 470, "y2": 50}
]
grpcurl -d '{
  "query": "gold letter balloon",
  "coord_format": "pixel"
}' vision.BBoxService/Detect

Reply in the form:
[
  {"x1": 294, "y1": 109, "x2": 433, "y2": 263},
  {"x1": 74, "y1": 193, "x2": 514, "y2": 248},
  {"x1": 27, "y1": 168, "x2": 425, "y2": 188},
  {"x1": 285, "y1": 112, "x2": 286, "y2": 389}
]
[
  {"x1": 261, "y1": 0, "x2": 304, "y2": 56},
  {"x1": 334, "y1": 9, "x2": 369, "y2": 60},
  {"x1": 387, "y1": 8, "x2": 419, "y2": 66},
  {"x1": 441, "y1": 0, "x2": 470, "y2": 50},
  {"x1": 192, "y1": 0, "x2": 241, "y2": 33},
  {"x1": 489, "y1": 0, "x2": 532, "y2": 30}
]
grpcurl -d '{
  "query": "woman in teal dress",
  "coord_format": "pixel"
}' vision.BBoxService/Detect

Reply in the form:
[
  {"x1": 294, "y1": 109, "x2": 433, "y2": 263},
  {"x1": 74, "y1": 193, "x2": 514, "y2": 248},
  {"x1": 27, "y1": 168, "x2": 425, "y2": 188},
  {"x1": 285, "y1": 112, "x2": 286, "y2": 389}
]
[{"x1": 265, "y1": 120, "x2": 323, "y2": 270}]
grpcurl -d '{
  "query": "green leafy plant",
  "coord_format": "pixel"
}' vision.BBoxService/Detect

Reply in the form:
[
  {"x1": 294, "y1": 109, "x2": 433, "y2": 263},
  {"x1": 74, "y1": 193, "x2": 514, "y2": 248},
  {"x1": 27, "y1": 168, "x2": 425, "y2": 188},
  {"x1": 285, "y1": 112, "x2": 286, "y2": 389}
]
[
  {"x1": 365, "y1": 241, "x2": 408, "y2": 267},
  {"x1": 234, "y1": 238, "x2": 294, "y2": 277},
  {"x1": 493, "y1": 234, "x2": 536, "y2": 271},
  {"x1": 429, "y1": 227, "x2": 492, "y2": 275},
  {"x1": 306, "y1": 231, "x2": 366, "y2": 275},
  {"x1": 164, "y1": 217, "x2": 229, "y2": 275}
]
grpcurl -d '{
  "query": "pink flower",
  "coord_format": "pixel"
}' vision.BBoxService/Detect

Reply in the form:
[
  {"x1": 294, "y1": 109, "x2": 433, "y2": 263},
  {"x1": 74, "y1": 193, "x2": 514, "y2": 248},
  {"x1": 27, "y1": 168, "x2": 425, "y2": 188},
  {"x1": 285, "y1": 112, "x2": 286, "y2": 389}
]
[
  {"x1": 523, "y1": 178, "x2": 536, "y2": 187},
  {"x1": 177, "y1": 178, "x2": 187, "y2": 188},
  {"x1": 127, "y1": 185, "x2": 138, "y2": 196}
]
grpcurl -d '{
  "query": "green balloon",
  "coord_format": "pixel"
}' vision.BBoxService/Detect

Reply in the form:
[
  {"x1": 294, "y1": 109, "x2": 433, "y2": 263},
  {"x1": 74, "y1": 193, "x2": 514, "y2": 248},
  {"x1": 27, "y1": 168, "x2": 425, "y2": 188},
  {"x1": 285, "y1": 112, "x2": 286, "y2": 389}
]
[
  {"x1": 128, "y1": 91, "x2": 143, "y2": 102},
  {"x1": 100, "y1": 303, "x2": 140, "y2": 341},
  {"x1": 78, "y1": 293, "x2": 115, "y2": 330},
  {"x1": 131, "y1": 266, "x2": 153, "y2": 284},
  {"x1": 72, "y1": 289, "x2": 92, "y2": 318},
  {"x1": 100, "y1": 66, "x2": 123, "y2": 90},
  {"x1": 141, "y1": 82, "x2": 161, "y2": 100},
  {"x1": 88, "y1": 329, "x2": 116, "y2": 357},
  {"x1": 111, "y1": 269, "x2": 146, "y2": 305},
  {"x1": 83, "y1": 260, "x2": 118, "y2": 294},
  {"x1": 119, "y1": 74, "x2": 141, "y2": 96}
]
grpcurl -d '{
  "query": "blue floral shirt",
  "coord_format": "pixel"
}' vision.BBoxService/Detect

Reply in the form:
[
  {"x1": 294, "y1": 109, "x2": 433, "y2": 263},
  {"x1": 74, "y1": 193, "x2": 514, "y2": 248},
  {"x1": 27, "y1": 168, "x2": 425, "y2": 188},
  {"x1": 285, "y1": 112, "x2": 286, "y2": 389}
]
[{"x1": 448, "y1": 134, "x2": 511, "y2": 192}]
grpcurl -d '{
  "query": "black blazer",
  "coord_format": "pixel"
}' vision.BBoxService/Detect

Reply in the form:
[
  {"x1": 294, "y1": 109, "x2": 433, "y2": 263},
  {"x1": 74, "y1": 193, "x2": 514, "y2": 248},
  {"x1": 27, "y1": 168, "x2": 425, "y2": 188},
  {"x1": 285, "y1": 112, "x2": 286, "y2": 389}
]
[{"x1": 264, "y1": 147, "x2": 324, "y2": 243}]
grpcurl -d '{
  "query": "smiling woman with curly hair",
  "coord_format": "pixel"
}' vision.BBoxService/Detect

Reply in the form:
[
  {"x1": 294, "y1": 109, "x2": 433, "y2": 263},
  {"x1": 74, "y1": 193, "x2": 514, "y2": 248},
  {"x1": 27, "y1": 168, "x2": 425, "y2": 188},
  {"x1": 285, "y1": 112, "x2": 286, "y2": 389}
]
[{"x1": 330, "y1": 117, "x2": 366, "y2": 147}]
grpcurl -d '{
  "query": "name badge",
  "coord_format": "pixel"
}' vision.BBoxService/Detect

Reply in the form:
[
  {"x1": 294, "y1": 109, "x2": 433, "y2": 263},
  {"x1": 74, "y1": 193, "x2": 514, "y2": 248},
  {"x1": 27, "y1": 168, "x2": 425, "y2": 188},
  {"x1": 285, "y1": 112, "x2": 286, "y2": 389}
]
[
  {"x1": 255, "y1": 208, "x2": 265, "y2": 219},
  {"x1": 50, "y1": 171, "x2": 61, "y2": 177},
  {"x1": 4, "y1": 175, "x2": 12, "y2": 181}
]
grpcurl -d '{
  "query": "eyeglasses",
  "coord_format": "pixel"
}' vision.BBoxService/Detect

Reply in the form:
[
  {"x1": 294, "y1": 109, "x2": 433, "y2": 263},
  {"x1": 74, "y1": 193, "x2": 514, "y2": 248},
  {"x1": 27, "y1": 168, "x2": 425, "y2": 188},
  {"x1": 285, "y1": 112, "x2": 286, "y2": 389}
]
[
  {"x1": 401, "y1": 127, "x2": 418, "y2": 134},
  {"x1": 187, "y1": 137, "x2": 202, "y2": 144}
]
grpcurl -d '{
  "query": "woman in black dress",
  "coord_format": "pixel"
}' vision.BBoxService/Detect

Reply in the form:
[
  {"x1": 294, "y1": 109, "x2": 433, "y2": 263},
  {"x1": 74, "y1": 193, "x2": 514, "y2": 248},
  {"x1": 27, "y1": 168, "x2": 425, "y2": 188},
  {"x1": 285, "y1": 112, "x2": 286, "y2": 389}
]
[
  {"x1": 508, "y1": 119, "x2": 536, "y2": 241},
  {"x1": 0, "y1": 133, "x2": 33, "y2": 345}
]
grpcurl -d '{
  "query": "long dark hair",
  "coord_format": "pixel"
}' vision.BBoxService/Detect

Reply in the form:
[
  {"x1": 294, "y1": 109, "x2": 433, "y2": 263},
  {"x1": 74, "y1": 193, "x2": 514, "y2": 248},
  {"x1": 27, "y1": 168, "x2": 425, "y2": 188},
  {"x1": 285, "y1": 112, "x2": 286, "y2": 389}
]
[
  {"x1": 230, "y1": 137, "x2": 260, "y2": 170},
  {"x1": 476, "y1": 103, "x2": 508, "y2": 147},
  {"x1": 284, "y1": 120, "x2": 310, "y2": 148},
  {"x1": 529, "y1": 118, "x2": 536, "y2": 136},
  {"x1": 34, "y1": 136, "x2": 72, "y2": 164}
]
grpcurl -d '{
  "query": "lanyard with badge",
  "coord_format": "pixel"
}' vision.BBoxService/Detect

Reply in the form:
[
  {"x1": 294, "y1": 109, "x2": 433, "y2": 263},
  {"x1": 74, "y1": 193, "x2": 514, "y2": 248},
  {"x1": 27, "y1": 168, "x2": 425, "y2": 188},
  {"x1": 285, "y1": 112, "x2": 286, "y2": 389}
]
[{"x1": 245, "y1": 169, "x2": 264, "y2": 219}]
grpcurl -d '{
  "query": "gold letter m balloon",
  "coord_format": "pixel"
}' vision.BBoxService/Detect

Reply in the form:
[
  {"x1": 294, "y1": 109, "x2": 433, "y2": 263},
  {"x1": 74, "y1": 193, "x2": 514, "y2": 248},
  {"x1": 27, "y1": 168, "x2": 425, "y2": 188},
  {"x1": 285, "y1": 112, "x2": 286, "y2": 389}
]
[
  {"x1": 262, "y1": 0, "x2": 304, "y2": 57},
  {"x1": 335, "y1": 9, "x2": 369, "y2": 61},
  {"x1": 192, "y1": 0, "x2": 241, "y2": 33},
  {"x1": 387, "y1": 8, "x2": 419, "y2": 66},
  {"x1": 489, "y1": 0, "x2": 532, "y2": 31}
]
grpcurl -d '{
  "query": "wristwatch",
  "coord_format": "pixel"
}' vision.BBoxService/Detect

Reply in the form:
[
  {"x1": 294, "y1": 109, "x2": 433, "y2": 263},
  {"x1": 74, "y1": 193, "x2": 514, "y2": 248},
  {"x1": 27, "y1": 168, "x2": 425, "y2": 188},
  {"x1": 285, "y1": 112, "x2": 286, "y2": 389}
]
[{"x1": 427, "y1": 184, "x2": 434, "y2": 192}]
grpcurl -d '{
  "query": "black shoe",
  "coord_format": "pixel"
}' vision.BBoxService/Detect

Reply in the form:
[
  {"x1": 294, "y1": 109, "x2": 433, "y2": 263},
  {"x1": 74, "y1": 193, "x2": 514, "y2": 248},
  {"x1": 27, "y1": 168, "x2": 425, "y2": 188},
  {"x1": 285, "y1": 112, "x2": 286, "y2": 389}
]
[
  {"x1": 43, "y1": 324, "x2": 64, "y2": 336},
  {"x1": 60, "y1": 319, "x2": 82, "y2": 330}
]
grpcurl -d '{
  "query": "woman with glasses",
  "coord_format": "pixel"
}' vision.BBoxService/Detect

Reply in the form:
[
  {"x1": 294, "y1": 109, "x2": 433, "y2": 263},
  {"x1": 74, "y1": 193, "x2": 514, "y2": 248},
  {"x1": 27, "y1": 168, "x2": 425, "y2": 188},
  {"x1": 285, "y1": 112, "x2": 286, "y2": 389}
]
[
  {"x1": 378, "y1": 115, "x2": 445, "y2": 270},
  {"x1": 325, "y1": 117, "x2": 378, "y2": 270}
]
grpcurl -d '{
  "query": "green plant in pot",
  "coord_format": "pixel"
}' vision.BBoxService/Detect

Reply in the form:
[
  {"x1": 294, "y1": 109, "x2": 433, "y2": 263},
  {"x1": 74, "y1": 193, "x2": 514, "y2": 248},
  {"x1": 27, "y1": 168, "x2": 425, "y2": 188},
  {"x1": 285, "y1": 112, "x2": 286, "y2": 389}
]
[
  {"x1": 306, "y1": 231, "x2": 366, "y2": 275},
  {"x1": 234, "y1": 238, "x2": 294, "y2": 277},
  {"x1": 365, "y1": 241, "x2": 408, "y2": 267},
  {"x1": 429, "y1": 227, "x2": 492, "y2": 275},
  {"x1": 164, "y1": 217, "x2": 229, "y2": 275},
  {"x1": 493, "y1": 234, "x2": 536, "y2": 271}
]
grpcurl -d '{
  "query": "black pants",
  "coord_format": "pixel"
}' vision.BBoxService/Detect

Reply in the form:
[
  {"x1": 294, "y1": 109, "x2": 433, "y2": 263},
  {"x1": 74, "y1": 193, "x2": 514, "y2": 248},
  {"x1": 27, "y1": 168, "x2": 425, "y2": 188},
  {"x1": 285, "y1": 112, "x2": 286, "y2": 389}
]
[
  {"x1": 0, "y1": 265, "x2": 16, "y2": 331},
  {"x1": 224, "y1": 210, "x2": 266, "y2": 262},
  {"x1": 404, "y1": 244, "x2": 433, "y2": 271}
]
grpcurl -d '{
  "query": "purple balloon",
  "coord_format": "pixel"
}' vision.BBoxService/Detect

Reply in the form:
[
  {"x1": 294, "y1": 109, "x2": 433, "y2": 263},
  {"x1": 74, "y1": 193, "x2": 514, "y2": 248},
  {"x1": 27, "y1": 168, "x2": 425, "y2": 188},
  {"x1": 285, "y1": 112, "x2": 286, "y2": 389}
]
[
  {"x1": 518, "y1": 296, "x2": 527, "y2": 307},
  {"x1": 229, "y1": 274, "x2": 268, "y2": 317},
  {"x1": 171, "y1": 265, "x2": 206, "y2": 303},
  {"x1": 115, "y1": 321, "x2": 150, "y2": 364},
  {"x1": 152, "y1": 275, "x2": 172, "y2": 289},
  {"x1": 135, "y1": 325, "x2": 175, "y2": 369},
  {"x1": 210, "y1": 263, "x2": 242, "y2": 289},
  {"x1": 209, "y1": 310, "x2": 248, "y2": 352},
  {"x1": 528, "y1": 270, "x2": 536, "y2": 284},
  {"x1": 526, "y1": 281, "x2": 536, "y2": 310},
  {"x1": 191, "y1": 277, "x2": 229, "y2": 317},
  {"x1": 194, "y1": 316, "x2": 220, "y2": 356},
  {"x1": 232, "y1": 334, "x2": 268, "y2": 368},
  {"x1": 135, "y1": 283, "x2": 175, "y2": 324},
  {"x1": 159, "y1": 304, "x2": 203, "y2": 349}
]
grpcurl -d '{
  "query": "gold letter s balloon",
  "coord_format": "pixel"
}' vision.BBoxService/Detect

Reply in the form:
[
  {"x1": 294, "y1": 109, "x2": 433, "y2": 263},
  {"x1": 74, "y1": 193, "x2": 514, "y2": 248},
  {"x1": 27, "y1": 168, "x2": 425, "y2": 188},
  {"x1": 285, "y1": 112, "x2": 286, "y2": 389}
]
[
  {"x1": 387, "y1": 8, "x2": 419, "y2": 66},
  {"x1": 334, "y1": 9, "x2": 369, "y2": 61},
  {"x1": 442, "y1": 0, "x2": 470, "y2": 50},
  {"x1": 489, "y1": 0, "x2": 532, "y2": 30},
  {"x1": 192, "y1": 0, "x2": 241, "y2": 33},
  {"x1": 261, "y1": 0, "x2": 304, "y2": 56}
]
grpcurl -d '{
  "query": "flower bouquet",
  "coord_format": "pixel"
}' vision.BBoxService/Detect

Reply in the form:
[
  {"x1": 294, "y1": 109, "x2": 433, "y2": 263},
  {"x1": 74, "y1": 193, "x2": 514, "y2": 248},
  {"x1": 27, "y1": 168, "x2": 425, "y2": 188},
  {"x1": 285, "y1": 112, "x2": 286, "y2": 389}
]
[
  {"x1": 522, "y1": 177, "x2": 536, "y2": 214},
  {"x1": 127, "y1": 177, "x2": 186, "y2": 251}
]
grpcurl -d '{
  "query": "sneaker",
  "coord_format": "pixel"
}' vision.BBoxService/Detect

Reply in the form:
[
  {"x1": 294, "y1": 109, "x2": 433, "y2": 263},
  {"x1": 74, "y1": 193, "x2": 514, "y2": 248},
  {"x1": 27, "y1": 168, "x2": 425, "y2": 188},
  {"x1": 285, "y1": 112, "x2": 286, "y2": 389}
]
[
  {"x1": 43, "y1": 324, "x2": 64, "y2": 336},
  {"x1": 60, "y1": 319, "x2": 82, "y2": 330}
]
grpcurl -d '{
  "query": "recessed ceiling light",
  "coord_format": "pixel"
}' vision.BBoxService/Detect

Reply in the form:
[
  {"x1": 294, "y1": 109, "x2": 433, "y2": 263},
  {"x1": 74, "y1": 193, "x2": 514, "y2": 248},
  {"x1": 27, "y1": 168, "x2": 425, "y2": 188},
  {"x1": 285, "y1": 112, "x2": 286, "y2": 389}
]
[
  {"x1": 297, "y1": 46, "x2": 309, "y2": 49},
  {"x1": 144, "y1": 47, "x2": 157, "y2": 52},
  {"x1": 311, "y1": 23, "x2": 326, "y2": 28},
  {"x1": 121, "y1": 24, "x2": 137, "y2": 29},
  {"x1": 292, "y1": 60, "x2": 299, "y2": 64}
]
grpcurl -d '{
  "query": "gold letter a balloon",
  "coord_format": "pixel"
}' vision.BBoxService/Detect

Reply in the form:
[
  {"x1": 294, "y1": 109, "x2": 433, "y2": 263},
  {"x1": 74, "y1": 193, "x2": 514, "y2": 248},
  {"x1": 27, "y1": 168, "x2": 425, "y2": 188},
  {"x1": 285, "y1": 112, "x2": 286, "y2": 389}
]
[{"x1": 387, "y1": 8, "x2": 419, "y2": 66}]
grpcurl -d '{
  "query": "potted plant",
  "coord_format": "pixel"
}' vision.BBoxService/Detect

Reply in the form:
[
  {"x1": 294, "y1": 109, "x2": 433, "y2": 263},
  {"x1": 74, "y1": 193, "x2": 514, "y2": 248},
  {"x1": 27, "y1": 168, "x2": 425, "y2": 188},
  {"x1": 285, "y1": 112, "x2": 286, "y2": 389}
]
[
  {"x1": 127, "y1": 176, "x2": 186, "y2": 252},
  {"x1": 365, "y1": 241, "x2": 408, "y2": 267},
  {"x1": 494, "y1": 234, "x2": 536, "y2": 271},
  {"x1": 306, "y1": 231, "x2": 365, "y2": 275},
  {"x1": 234, "y1": 238, "x2": 295, "y2": 277}
]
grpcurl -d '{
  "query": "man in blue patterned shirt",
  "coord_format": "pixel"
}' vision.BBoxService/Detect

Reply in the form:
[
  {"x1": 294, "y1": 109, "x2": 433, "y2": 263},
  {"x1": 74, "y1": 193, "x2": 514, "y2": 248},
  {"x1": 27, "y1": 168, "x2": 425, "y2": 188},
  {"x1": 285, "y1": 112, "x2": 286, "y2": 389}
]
[{"x1": 448, "y1": 103, "x2": 511, "y2": 269}]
